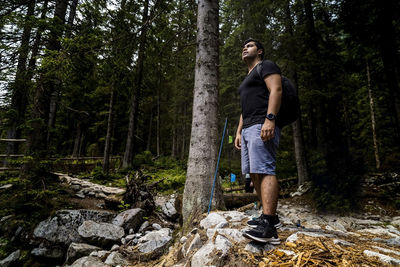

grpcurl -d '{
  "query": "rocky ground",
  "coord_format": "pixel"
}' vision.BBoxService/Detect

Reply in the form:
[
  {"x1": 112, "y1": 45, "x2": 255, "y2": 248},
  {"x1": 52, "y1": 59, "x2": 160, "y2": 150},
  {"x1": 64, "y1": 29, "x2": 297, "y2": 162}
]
[{"x1": 1, "y1": 172, "x2": 400, "y2": 266}]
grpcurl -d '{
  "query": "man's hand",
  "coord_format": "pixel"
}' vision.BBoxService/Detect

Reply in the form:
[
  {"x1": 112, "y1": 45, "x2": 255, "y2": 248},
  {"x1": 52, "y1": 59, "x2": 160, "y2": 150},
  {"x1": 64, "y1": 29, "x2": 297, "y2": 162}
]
[
  {"x1": 261, "y1": 119, "x2": 275, "y2": 141},
  {"x1": 234, "y1": 134, "x2": 241, "y2": 150}
]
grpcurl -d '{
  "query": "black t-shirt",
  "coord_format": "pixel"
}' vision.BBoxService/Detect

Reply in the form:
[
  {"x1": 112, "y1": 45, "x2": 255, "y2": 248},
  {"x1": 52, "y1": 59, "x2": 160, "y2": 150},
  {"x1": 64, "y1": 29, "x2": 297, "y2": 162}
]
[{"x1": 238, "y1": 60, "x2": 281, "y2": 129}]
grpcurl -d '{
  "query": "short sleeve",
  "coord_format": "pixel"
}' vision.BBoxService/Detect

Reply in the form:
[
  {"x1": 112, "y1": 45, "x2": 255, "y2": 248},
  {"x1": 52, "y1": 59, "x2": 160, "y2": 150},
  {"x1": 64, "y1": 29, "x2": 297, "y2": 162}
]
[{"x1": 261, "y1": 60, "x2": 281, "y2": 78}]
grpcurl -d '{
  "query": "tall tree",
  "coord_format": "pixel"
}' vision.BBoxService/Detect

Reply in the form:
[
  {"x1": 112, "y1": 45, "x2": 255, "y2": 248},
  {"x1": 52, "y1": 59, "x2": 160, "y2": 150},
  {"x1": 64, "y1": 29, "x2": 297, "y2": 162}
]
[
  {"x1": 6, "y1": 0, "x2": 35, "y2": 154},
  {"x1": 182, "y1": 0, "x2": 225, "y2": 229},
  {"x1": 122, "y1": 0, "x2": 150, "y2": 168}
]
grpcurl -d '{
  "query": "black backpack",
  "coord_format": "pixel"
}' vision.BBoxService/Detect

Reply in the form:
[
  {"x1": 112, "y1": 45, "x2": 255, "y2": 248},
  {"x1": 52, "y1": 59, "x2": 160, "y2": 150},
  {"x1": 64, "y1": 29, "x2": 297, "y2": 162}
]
[{"x1": 256, "y1": 62, "x2": 299, "y2": 128}]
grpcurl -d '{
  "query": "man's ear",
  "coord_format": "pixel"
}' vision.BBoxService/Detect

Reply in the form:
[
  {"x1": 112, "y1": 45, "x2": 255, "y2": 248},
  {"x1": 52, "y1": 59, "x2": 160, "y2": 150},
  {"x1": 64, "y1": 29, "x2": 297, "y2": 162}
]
[{"x1": 257, "y1": 49, "x2": 263, "y2": 56}]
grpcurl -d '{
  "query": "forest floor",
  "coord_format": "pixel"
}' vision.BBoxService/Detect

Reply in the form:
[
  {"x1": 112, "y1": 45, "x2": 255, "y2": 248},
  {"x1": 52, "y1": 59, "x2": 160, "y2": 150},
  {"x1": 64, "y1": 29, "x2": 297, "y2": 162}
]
[{"x1": 1, "y1": 171, "x2": 400, "y2": 266}]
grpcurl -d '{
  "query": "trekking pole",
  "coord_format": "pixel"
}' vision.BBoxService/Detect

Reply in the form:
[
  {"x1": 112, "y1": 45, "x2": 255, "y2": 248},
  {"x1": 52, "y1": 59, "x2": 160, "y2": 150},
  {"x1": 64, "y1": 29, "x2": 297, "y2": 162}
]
[{"x1": 208, "y1": 118, "x2": 228, "y2": 214}]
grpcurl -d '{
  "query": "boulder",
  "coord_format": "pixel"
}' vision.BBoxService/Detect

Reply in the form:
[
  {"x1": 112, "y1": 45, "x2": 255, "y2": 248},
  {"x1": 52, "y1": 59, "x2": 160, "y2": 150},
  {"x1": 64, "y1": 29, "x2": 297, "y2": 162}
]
[
  {"x1": 199, "y1": 213, "x2": 227, "y2": 229},
  {"x1": 33, "y1": 210, "x2": 115, "y2": 246},
  {"x1": 184, "y1": 233, "x2": 202, "y2": 257},
  {"x1": 0, "y1": 250, "x2": 20, "y2": 267},
  {"x1": 65, "y1": 243, "x2": 101, "y2": 264},
  {"x1": 104, "y1": 251, "x2": 130, "y2": 266},
  {"x1": 206, "y1": 228, "x2": 246, "y2": 243},
  {"x1": 78, "y1": 220, "x2": 125, "y2": 247},
  {"x1": 191, "y1": 235, "x2": 232, "y2": 266},
  {"x1": 112, "y1": 208, "x2": 145, "y2": 232},
  {"x1": 31, "y1": 246, "x2": 64, "y2": 260},
  {"x1": 363, "y1": 250, "x2": 400, "y2": 265},
  {"x1": 137, "y1": 228, "x2": 172, "y2": 260},
  {"x1": 155, "y1": 195, "x2": 179, "y2": 220},
  {"x1": 69, "y1": 256, "x2": 111, "y2": 267}
]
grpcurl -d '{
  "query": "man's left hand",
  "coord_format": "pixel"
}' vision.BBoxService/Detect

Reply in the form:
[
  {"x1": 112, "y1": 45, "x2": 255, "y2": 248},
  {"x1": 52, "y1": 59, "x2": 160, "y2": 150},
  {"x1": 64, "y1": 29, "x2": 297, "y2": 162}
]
[{"x1": 261, "y1": 119, "x2": 275, "y2": 141}]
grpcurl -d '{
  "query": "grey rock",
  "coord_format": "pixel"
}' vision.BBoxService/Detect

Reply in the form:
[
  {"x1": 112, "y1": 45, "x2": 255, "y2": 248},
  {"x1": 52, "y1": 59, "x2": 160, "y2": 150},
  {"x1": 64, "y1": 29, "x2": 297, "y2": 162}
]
[
  {"x1": 333, "y1": 239, "x2": 354, "y2": 246},
  {"x1": 129, "y1": 228, "x2": 134, "y2": 234},
  {"x1": 0, "y1": 184, "x2": 12, "y2": 190},
  {"x1": 206, "y1": 228, "x2": 246, "y2": 243},
  {"x1": 139, "y1": 221, "x2": 149, "y2": 232},
  {"x1": 137, "y1": 228, "x2": 172, "y2": 260},
  {"x1": 155, "y1": 195, "x2": 179, "y2": 220},
  {"x1": 112, "y1": 208, "x2": 145, "y2": 232},
  {"x1": 180, "y1": 236, "x2": 187, "y2": 244},
  {"x1": 191, "y1": 235, "x2": 232, "y2": 266},
  {"x1": 215, "y1": 222, "x2": 228, "y2": 229},
  {"x1": 120, "y1": 238, "x2": 126, "y2": 245},
  {"x1": 363, "y1": 250, "x2": 400, "y2": 265},
  {"x1": 110, "y1": 245, "x2": 119, "y2": 251},
  {"x1": 277, "y1": 249, "x2": 295, "y2": 256},
  {"x1": 96, "y1": 193, "x2": 107, "y2": 199},
  {"x1": 221, "y1": 211, "x2": 248, "y2": 222},
  {"x1": 0, "y1": 215, "x2": 13, "y2": 222},
  {"x1": 31, "y1": 247, "x2": 64, "y2": 259},
  {"x1": 104, "y1": 251, "x2": 129, "y2": 266},
  {"x1": 89, "y1": 250, "x2": 110, "y2": 260},
  {"x1": 244, "y1": 242, "x2": 275, "y2": 254},
  {"x1": 286, "y1": 231, "x2": 334, "y2": 243},
  {"x1": 184, "y1": 233, "x2": 202, "y2": 257},
  {"x1": 152, "y1": 223, "x2": 162, "y2": 230},
  {"x1": 0, "y1": 250, "x2": 20, "y2": 267},
  {"x1": 200, "y1": 213, "x2": 227, "y2": 229},
  {"x1": 69, "y1": 256, "x2": 111, "y2": 267},
  {"x1": 70, "y1": 185, "x2": 81, "y2": 191},
  {"x1": 76, "y1": 192, "x2": 86, "y2": 198},
  {"x1": 125, "y1": 234, "x2": 135, "y2": 241},
  {"x1": 372, "y1": 245, "x2": 400, "y2": 256},
  {"x1": 65, "y1": 243, "x2": 101, "y2": 264},
  {"x1": 33, "y1": 209, "x2": 115, "y2": 246},
  {"x1": 78, "y1": 220, "x2": 125, "y2": 247}
]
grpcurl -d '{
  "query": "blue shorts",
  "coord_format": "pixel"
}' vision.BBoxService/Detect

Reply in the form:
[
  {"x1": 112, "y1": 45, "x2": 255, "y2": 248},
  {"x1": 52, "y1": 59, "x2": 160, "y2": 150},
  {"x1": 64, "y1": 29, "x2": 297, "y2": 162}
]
[{"x1": 241, "y1": 124, "x2": 280, "y2": 175}]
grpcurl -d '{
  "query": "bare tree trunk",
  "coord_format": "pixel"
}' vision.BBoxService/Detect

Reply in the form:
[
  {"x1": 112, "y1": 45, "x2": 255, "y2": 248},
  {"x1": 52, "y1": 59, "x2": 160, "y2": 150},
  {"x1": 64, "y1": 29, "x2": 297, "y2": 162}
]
[
  {"x1": 157, "y1": 88, "x2": 160, "y2": 157},
  {"x1": 28, "y1": 0, "x2": 68, "y2": 155},
  {"x1": 6, "y1": 0, "x2": 35, "y2": 155},
  {"x1": 46, "y1": 90, "x2": 59, "y2": 147},
  {"x1": 182, "y1": 0, "x2": 225, "y2": 230},
  {"x1": 284, "y1": 0, "x2": 309, "y2": 184},
  {"x1": 122, "y1": 0, "x2": 149, "y2": 168},
  {"x1": 366, "y1": 58, "x2": 380, "y2": 170},
  {"x1": 146, "y1": 106, "x2": 153, "y2": 152},
  {"x1": 181, "y1": 103, "x2": 186, "y2": 159},
  {"x1": 103, "y1": 88, "x2": 115, "y2": 174},
  {"x1": 66, "y1": 0, "x2": 79, "y2": 37},
  {"x1": 72, "y1": 122, "x2": 81, "y2": 158}
]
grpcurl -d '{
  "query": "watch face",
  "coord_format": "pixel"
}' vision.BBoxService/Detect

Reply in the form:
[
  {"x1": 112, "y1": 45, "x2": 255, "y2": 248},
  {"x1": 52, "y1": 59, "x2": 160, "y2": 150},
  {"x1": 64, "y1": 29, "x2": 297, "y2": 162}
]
[{"x1": 267, "y1": 114, "x2": 276, "y2": 120}]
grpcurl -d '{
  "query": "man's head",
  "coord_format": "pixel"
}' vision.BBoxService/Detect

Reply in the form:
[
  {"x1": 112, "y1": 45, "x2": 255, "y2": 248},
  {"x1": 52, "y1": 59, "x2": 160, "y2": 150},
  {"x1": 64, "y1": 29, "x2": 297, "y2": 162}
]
[{"x1": 243, "y1": 38, "x2": 264, "y2": 60}]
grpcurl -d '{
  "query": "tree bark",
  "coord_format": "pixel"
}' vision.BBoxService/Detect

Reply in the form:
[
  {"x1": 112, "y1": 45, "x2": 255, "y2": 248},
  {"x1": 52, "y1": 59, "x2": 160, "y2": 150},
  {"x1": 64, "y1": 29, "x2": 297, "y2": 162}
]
[
  {"x1": 284, "y1": 0, "x2": 309, "y2": 184},
  {"x1": 182, "y1": 0, "x2": 225, "y2": 230},
  {"x1": 122, "y1": 0, "x2": 149, "y2": 168},
  {"x1": 103, "y1": 88, "x2": 115, "y2": 174},
  {"x1": 146, "y1": 106, "x2": 153, "y2": 152},
  {"x1": 6, "y1": 0, "x2": 35, "y2": 155},
  {"x1": 72, "y1": 122, "x2": 81, "y2": 158},
  {"x1": 28, "y1": 0, "x2": 68, "y2": 155},
  {"x1": 366, "y1": 58, "x2": 380, "y2": 170}
]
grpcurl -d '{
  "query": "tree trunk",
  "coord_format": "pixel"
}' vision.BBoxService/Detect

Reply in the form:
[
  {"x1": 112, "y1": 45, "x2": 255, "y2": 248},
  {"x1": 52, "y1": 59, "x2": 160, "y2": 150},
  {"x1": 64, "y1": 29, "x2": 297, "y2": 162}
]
[
  {"x1": 103, "y1": 88, "x2": 115, "y2": 174},
  {"x1": 157, "y1": 87, "x2": 160, "y2": 157},
  {"x1": 146, "y1": 106, "x2": 153, "y2": 152},
  {"x1": 66, "y1": 0, "x2": 79, "y2": 37},
  {"x1": 28, "y1": 0, "x2": 68, "y2": 155},
  {"x1": 72, "y1": 122, "x2": 81, "y2": 158},
  {"x1": 181, "y1": 103, "x2": 186, "y2": 159},
  {"x1": 122, "y1": 0, "x2": 149, "y2": 168},
  {"x1": 28, "y1": 0, "x2": 49, "y2": 75},
  {"x1": 182, "y1": 0, "x2": 225, "y2": 230},
  {"x1": 6, "y1": 0, "x2": 35, "y2": 155},
  {"x1": 284, "y1": 0, "x2": 309, "y2": 184},
  {"x1": 366, "y1": 58, "x2": 380, "y2": 170},
  {"x1": 46, "y1": 90, "x2": 59, "y2": 147}
]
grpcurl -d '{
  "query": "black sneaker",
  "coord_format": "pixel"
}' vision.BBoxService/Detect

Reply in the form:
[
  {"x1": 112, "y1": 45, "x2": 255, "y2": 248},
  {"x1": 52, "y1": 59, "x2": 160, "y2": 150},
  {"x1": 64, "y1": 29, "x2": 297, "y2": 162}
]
[
  {"x1": 247, "y1": 214, "x2": 282, "y2": 229},
  {"x1": 243, "y1": 219, "x2": 280, "y2": 244}
]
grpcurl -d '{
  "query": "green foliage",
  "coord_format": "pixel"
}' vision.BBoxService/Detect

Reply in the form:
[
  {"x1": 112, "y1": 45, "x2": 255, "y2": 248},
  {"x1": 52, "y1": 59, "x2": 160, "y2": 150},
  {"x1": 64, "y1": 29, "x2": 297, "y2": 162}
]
[{"x1": 118, "y1": 200, "x2": 131, "y2": 212}]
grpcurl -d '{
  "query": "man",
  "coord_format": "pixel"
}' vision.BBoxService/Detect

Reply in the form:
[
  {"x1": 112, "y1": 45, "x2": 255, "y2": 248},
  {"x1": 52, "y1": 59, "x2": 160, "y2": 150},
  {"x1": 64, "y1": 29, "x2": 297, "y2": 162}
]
[{"x1": 235, "y1": 39, "x2": 282, "y2": 244}]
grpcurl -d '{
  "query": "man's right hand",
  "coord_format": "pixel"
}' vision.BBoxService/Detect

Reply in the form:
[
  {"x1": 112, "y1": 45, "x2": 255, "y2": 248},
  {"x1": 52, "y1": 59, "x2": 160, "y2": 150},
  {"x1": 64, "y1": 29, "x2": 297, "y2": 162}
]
[{"x1": 234, "y1": 134, "x2": 241, "y2": 150}]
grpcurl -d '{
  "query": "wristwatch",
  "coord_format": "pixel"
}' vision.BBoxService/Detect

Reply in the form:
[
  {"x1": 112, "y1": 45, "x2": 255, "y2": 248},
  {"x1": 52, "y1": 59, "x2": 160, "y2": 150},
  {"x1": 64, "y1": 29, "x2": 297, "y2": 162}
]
[{"x1": 266, "y1": 113, "x2": 276, "y2": 120}]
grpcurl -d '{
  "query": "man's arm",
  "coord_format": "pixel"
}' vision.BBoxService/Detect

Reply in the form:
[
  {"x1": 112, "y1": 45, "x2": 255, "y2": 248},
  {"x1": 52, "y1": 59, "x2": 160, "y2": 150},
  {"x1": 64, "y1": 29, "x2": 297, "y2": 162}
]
[
  {"x1": 261, "y1": 74, "x2": 282, "y2": 141},
  {"x1": 235, "y1": 114, "x2": 243, "y2": 149}
]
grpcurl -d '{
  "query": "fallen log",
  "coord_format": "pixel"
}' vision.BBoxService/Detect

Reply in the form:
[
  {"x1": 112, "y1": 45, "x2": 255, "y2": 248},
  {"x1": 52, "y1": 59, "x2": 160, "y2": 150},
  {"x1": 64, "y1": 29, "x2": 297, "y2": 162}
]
[
  {"x1": 223, "y1": 185, "x2": 245, "y2": 193},
  {"x1": 224, "y1": 193, "x2": 258, "y2": 209}
]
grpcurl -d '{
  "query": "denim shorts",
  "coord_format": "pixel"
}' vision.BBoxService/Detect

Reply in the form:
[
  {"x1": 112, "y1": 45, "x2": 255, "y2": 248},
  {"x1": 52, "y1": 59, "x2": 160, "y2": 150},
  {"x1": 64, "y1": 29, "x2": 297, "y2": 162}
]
[{"x1": 241, "y1": 124, "x2": 280, "y2": 175}]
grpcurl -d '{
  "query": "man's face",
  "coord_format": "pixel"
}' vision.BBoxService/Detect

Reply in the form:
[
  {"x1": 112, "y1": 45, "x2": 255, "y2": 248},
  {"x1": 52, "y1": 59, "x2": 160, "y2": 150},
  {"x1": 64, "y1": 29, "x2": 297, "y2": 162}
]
[{"x1": 242, "y1": 41, "x2": 261, "y2": 60}]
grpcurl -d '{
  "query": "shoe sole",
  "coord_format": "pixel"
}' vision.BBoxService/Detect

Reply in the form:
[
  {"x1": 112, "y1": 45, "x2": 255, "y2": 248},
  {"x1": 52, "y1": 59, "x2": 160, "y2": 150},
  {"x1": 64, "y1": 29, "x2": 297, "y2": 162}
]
[
  {"x1": 247, "y1": 222, "x2": 282, "y2": 229},
  {"x1": 243, "y1": 232, "x2": 281, "y2": 245}
]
